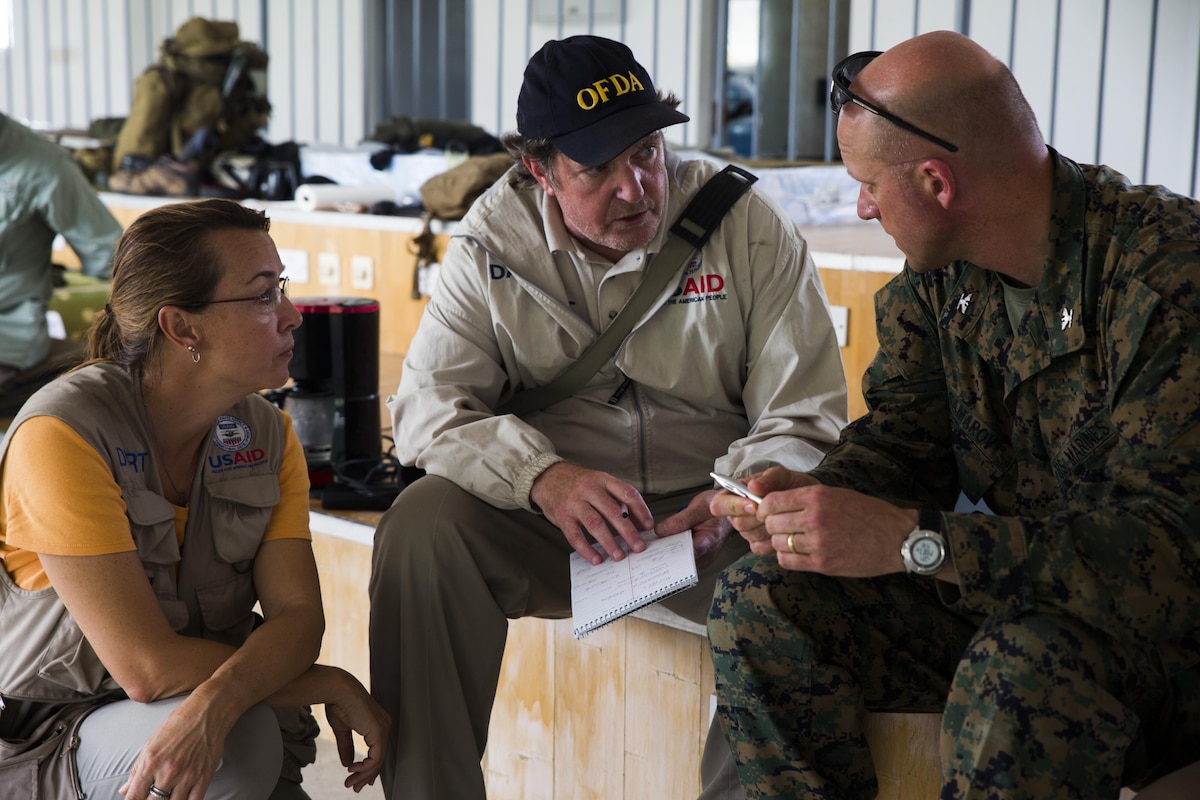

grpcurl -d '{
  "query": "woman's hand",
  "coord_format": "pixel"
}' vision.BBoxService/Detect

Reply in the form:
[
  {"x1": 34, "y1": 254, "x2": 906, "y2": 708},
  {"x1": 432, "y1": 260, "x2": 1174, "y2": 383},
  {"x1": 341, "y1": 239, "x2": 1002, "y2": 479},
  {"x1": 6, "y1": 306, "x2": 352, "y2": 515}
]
[
  {"x1": 119, "y1": 692, "x2": 233, "y2": 800},
  {"x1": 319, "y1": 668, "x2": 393, "y2": 792}
]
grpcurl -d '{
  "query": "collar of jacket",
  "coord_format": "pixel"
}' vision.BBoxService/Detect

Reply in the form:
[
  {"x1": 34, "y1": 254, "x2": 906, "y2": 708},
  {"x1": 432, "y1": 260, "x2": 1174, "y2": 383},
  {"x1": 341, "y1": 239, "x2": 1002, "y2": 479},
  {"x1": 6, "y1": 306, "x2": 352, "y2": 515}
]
[
  {"x1": 931, "y1": 149, "x2": 1089, "y2": 395},
  {"x1": 453, "y1": 150, "x2": 713, "y2": 277}
]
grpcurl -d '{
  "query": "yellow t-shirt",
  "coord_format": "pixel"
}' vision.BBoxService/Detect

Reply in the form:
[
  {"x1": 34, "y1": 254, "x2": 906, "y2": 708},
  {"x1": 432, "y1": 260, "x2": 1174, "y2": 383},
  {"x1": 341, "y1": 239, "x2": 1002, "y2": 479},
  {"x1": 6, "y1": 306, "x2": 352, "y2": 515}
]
[{"x1": 0, "y1": 413, "x2": 312, "y2": 590}]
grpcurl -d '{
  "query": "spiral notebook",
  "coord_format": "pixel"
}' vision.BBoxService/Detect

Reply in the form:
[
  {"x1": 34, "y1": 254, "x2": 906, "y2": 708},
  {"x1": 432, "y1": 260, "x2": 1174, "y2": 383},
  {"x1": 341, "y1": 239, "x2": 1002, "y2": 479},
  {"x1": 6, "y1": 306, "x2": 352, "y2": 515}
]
[{"x1": 569, "y1": 531, "x2": 698, "y2": 638}]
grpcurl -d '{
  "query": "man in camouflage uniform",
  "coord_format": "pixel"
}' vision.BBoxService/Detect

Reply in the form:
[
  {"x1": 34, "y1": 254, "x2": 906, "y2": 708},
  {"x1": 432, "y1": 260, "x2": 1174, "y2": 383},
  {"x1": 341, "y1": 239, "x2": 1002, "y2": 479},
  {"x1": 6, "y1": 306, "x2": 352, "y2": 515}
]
[{"x1": 707, "y1": 30, "x2": 1200, "y2": 800}]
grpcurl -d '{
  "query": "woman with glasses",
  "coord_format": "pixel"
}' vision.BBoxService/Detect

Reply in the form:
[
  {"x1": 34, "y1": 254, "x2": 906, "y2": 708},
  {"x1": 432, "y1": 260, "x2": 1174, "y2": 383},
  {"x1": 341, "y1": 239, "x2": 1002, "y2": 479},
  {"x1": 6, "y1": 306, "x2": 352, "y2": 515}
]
[{"x1": 0, "y1": 199, "x2": 389, "y2": 800}]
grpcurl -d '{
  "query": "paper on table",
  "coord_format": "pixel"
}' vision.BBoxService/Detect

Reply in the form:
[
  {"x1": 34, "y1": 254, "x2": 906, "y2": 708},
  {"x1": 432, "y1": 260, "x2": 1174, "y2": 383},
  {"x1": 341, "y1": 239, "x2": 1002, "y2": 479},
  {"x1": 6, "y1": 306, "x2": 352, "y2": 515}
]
[{"x1": 569, "y1": 531, "x2": 698, "y2": 638}]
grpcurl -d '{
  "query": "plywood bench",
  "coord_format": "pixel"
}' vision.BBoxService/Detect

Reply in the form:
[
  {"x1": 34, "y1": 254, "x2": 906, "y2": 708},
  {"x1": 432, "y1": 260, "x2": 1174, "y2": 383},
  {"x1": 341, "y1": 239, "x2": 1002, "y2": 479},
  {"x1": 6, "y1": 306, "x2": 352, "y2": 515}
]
[
  {"x1": 311, "y1": 519, "x2": 1152, "y2": 800},
  {"x1": 311, "y1": 513, "x2": 952, "y2": 800}
]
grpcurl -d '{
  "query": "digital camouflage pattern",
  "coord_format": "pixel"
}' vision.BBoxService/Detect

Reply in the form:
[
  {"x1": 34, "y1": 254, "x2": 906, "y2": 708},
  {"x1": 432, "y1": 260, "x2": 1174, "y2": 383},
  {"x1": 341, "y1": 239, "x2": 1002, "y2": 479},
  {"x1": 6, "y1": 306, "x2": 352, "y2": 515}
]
[{"x1": 710, "y1": 149, "x2": 1200, "y2": 799}]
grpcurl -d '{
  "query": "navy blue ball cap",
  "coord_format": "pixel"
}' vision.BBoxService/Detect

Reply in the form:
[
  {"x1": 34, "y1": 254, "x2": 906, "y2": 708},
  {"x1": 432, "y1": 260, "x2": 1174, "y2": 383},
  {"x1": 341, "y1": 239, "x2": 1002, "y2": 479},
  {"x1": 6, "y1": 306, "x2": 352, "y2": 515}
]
[{"x1": 517, "y1": 35, "x2": 690, "y2": 167}]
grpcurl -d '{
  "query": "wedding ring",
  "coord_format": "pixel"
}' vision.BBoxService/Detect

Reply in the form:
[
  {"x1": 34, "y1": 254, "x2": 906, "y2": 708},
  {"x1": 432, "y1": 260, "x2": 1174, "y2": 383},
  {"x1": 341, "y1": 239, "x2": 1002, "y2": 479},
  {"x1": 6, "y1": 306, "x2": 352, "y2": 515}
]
[
  {"x1": 148, "y1": 786, "x2": 172, "y2": 799},
  {"x1": 787, "y1": 533, "x2": 797, "y2": 554}
]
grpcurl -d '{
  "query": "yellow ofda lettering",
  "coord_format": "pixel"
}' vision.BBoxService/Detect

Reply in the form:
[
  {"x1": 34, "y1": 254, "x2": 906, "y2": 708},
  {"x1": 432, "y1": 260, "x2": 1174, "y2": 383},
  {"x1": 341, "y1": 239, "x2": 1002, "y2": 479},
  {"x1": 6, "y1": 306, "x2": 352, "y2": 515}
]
[{"x1": 579, "y1": 72, "x2": 645, "y2": 110}]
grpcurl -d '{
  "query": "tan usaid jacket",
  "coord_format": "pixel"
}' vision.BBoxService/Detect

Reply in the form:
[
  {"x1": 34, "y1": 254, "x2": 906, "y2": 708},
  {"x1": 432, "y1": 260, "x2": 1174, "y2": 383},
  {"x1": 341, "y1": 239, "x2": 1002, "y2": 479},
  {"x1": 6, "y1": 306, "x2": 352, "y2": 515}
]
[{"x1": 390, "y1": 152, "x2": 849, "y2": 509}]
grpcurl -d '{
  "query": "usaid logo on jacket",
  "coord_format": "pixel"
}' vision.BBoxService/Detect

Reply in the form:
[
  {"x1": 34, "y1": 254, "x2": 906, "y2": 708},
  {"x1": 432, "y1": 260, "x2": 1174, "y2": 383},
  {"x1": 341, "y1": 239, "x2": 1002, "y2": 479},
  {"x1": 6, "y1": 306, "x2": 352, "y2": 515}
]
[{"x1": 668, "y1": 255, "x2": 727, "y2": 305}]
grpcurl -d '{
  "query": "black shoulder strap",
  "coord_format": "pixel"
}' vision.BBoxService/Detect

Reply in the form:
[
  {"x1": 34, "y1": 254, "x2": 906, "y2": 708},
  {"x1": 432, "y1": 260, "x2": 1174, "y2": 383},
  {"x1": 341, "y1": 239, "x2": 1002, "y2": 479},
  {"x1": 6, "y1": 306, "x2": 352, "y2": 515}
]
[
  {"x1": 668, "y1": 163, "x2": 757, "y2": 249},
  {"x1": 496, "y1": 164, "x2": 757, "y2": 417}
]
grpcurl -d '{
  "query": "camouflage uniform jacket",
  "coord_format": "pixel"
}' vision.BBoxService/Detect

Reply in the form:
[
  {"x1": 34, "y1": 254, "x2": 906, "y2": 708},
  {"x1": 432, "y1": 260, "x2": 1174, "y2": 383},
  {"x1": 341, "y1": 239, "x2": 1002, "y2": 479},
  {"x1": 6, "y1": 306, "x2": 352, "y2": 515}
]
[{"x1": 809, "y1": 148, "x2": 1200, "y2": 677}]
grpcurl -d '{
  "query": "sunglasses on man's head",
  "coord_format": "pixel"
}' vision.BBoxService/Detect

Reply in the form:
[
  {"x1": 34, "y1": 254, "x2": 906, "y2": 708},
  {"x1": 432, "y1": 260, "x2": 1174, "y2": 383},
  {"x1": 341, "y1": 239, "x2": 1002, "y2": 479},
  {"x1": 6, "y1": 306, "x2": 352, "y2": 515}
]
[{"x1": 829, "y1": 51, "x2": 959, "y2": 153}]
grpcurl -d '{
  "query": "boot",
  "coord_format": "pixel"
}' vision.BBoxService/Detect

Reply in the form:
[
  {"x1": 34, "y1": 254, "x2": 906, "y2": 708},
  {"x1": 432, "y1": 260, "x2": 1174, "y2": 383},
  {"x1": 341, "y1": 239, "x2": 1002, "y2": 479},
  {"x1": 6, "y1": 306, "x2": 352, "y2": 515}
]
[{"x1": 109, "y1": 155, "x2": 201, "y2": 196}]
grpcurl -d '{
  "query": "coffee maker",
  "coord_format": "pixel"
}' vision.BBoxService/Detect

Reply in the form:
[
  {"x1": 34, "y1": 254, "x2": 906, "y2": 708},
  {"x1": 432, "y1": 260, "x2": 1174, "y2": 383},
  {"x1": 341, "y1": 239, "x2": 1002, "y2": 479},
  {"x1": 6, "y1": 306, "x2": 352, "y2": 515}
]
[{"x1": 280, "y1": 296, "x2": 399, "y2": 509}]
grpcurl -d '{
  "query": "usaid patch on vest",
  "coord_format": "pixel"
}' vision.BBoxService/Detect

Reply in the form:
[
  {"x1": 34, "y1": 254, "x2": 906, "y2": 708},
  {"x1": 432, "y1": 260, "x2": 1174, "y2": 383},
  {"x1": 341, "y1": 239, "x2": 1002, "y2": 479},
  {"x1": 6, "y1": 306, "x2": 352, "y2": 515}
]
[
  {"x1": 214, "y1": 415, "x2": 252, "y2": 451},
  {"x1": 208, "y1": 414, "x2": 267, "y2": 473}
]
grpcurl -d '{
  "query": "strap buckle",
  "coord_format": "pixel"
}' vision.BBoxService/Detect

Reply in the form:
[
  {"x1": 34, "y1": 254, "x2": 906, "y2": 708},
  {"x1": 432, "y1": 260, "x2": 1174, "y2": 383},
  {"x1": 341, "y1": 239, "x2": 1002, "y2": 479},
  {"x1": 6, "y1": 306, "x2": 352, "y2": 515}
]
[{"x1": 668, "y1": 164, "x2": 757, "y2": 250}]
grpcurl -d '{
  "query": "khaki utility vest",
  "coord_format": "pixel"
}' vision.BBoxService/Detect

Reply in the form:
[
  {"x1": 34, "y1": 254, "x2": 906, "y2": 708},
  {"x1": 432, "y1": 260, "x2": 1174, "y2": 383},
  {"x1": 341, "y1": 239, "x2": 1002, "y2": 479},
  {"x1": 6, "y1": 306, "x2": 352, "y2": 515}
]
[{"x1": 0, "y1": 363, "x2": 284, "y2": 704}]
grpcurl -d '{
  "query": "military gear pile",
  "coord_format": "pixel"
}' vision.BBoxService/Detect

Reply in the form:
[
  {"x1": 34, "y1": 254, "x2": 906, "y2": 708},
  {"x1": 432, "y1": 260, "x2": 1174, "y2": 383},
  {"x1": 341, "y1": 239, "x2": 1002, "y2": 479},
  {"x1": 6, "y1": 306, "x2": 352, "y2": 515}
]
[
  {"x1": 109, "y1": 17, "x2": 270, "y2": 196},
  {"x1": 107, "y1": 154, "x2": 201, "y2": 196},
  {"x1": 417, "y1": 152, "x2": 513, "y2": 221},
  {"x1": 368, "y1": 116, "x2": 503, "y2": 172}
]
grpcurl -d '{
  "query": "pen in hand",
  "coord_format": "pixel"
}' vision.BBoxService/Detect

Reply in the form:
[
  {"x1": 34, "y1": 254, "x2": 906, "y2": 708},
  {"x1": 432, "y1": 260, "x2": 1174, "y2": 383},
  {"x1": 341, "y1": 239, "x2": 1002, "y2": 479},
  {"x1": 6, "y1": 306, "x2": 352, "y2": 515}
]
[{"x1": 710, "y1": 472, "x2": 764, "y2": 504}]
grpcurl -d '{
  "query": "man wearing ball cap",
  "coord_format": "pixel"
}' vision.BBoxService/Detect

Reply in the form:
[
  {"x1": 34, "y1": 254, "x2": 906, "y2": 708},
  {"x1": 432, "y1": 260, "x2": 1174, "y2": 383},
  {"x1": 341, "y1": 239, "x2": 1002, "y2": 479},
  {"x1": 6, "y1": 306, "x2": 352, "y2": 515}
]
[
  {"x1": 516, "y1": 35, "x2": 691, "y2": 166},
  {"x1": 509, "y1": 34, "x2": 693, "y2": 262},
  {"x1": 370, "y1": 35, "x2": 848, "y2": 800}
]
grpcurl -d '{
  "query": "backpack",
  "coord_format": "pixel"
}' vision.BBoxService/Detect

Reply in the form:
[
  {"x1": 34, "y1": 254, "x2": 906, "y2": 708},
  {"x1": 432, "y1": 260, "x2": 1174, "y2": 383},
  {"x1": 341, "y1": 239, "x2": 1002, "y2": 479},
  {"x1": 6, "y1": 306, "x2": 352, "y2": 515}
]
[
  {"x1": 407, "y1": 153, "x2": 514, "y2": 303},
  {"x1": 418, "y1": 152, "x2": 514, "y2": 221},
  {"x1": 111, "y1": 17, "x2": 270, "y2": 173}
]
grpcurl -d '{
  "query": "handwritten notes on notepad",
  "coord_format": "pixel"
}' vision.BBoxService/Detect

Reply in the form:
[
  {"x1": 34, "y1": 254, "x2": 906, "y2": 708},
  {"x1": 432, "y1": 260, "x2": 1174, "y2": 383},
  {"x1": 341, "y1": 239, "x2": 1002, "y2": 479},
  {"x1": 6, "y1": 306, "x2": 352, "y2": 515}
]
[{"x1": 569, "y1": 532, "x2": 698, "y2": 638}]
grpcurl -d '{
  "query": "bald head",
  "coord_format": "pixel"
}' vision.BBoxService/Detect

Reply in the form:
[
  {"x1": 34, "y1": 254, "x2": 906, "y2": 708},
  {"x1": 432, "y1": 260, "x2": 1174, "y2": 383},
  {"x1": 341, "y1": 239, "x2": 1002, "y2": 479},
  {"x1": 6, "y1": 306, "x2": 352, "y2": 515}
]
[
  {"x1": 850, "y1": 31, "x2": 1044, "y2": 168},
  {"x1": 836, "y1": 32, "x2": 1055, "y2": 285}
]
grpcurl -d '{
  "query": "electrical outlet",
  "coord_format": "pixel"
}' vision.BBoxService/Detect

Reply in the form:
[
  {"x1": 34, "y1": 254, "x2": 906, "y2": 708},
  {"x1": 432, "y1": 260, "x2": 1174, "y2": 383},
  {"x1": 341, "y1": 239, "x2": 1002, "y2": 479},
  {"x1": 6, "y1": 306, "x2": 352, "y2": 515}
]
[
  {"x1": 830, "y1": 305, "x2": 849, "y2": 347},
  {"x1": 278, "y1": 249, "x2": 309, "y2": 284},
  {"x1": 317, "y1": 252, "x2": 340, "y2": 287},
  {"x1": 350, "y1": 255, "x2": 374, "y2": 290}
]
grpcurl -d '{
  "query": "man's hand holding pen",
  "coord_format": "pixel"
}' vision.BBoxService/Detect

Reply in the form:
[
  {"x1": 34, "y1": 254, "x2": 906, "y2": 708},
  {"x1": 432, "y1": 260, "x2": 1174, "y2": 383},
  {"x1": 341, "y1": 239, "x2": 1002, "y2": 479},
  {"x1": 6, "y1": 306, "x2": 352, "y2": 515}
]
[{"x1": 531, "y1": 462, "x2": 653, "y2": 565}]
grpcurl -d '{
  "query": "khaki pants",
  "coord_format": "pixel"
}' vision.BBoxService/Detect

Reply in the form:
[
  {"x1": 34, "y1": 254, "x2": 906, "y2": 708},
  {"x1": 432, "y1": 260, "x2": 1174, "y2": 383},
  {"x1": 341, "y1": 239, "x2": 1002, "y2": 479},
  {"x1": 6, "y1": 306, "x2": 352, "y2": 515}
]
[{"x1": 369, "y1": 475, "x2": 749, "y2": 800}]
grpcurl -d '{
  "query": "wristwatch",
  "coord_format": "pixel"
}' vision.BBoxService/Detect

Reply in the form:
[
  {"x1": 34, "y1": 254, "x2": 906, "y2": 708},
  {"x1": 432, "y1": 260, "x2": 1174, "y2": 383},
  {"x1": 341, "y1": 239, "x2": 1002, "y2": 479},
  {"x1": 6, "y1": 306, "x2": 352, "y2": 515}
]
[{"x1": 901, "y1": 509, "x2": 946, "y2": 576}]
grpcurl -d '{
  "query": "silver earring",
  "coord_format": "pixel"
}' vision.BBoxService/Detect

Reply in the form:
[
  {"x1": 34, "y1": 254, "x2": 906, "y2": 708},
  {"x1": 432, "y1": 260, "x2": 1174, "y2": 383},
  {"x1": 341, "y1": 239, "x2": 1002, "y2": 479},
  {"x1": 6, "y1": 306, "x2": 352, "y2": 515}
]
[{"x1": 187, "y1": 345, "x2": 201, "y2": 364}]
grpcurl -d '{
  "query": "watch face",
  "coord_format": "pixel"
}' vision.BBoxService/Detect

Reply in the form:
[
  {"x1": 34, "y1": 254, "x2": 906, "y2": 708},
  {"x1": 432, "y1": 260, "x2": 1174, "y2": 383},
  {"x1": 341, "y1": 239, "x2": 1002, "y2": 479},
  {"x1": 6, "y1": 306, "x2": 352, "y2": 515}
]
[{"x1": 911, "y1": 536, "x2": 942, "y2": 568}]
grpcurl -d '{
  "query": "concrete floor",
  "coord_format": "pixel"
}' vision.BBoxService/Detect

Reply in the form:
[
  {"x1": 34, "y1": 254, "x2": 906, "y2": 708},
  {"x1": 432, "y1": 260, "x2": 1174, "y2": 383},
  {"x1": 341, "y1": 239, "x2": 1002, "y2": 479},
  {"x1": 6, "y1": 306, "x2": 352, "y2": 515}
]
[{"x1": 301, "y1": 737, "x2": 385, "y2": 800}]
